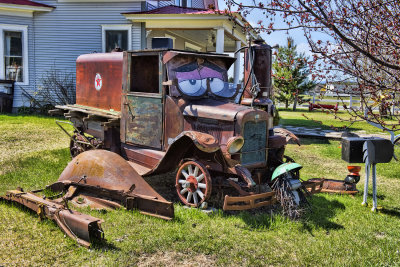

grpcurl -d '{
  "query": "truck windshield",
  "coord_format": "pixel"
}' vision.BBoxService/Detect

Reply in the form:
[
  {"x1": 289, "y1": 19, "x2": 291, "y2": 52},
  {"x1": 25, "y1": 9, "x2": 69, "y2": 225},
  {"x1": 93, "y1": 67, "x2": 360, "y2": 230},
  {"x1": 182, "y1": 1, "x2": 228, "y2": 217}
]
[{"x1": 169, "y1": 58, "x2": 237, "y2": 99}]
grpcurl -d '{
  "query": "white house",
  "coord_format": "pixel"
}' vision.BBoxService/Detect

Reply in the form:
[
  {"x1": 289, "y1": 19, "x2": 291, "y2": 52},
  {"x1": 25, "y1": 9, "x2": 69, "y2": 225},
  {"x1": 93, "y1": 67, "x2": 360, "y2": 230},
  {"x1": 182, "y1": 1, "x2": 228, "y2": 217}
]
[{"x1": 0, "y1": 0, "x2": 256, "y2": 111}]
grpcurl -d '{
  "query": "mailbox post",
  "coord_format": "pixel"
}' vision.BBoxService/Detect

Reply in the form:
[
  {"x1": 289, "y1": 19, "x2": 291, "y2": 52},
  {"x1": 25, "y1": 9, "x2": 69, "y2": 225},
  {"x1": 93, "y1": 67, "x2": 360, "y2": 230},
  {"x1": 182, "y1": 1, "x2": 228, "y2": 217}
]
[{"x1": 342, "y1": 137, "x2": 393, "y2": 211}]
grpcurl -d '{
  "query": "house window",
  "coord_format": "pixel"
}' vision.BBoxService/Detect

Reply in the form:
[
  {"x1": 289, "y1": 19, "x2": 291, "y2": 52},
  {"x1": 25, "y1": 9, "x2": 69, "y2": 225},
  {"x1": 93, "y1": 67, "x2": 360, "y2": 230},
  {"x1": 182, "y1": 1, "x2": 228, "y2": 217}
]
[
  {"x1": 105, "y1": 30, "x2": 128, "y2": 52},
  {"x1": 102, "y1": 25, "x2": 132, "y2": 53},
  {"x1": 175, "y1": 0, "x2": 192, "y2": 7},
  {"x1": 0, "y1": 25, "x2": 28, "y2": 85},
  {"x1": 4, "y1": 31, "x2": 23, "y2": 82}
]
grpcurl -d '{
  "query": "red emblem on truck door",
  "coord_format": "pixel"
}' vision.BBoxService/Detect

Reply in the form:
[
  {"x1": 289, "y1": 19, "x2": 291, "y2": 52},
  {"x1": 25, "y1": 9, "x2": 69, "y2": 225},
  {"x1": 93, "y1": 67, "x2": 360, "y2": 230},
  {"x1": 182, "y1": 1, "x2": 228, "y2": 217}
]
[{"x1": 95, "y1": 73, "x2": 102, "y2": 91}]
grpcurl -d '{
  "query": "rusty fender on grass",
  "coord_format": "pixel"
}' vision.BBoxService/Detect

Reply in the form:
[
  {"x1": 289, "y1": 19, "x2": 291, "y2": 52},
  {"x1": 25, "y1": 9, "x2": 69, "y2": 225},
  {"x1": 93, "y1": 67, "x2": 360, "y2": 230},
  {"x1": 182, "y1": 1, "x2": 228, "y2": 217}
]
[
  {"x1": 51, "y1": 150, "x2": 174, "y2": 220},
  {"x1": 1, "y1": 189, "x2": 104, "y2": 248}
]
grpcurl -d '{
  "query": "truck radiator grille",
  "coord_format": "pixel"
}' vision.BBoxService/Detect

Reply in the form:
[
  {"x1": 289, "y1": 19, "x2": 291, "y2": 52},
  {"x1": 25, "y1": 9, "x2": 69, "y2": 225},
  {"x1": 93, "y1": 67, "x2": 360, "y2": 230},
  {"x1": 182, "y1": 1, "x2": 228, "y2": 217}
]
[{"x1": 241, "y1": 121, "x2": 267, "y2": 165}]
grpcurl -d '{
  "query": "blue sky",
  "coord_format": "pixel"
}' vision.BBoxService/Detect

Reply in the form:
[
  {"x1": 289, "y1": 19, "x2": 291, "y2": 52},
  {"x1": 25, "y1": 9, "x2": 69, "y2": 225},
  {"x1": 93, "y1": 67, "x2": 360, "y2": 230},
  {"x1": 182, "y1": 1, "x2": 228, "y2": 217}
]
[
  {"x1": 220, "y1": 0, "x2": 315, "y2": 79},
  {"x1": 219, "y1": 0, "x2": 313, "y2": 57}
]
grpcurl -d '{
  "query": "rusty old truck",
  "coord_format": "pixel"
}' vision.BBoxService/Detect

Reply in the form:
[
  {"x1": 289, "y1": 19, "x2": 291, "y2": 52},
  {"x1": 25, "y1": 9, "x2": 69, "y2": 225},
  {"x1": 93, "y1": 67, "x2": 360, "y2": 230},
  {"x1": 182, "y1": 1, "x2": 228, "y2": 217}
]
[
  {"x1": 2, "y1": 45, "x2": 326, "y2": 247},
  {"x1": 53, "y1": 45, "x2": 297, "y2": 211}
]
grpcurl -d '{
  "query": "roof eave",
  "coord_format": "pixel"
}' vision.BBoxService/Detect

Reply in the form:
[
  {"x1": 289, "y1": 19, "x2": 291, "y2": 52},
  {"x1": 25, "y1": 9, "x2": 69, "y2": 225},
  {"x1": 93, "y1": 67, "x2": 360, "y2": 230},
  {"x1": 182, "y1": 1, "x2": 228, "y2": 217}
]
[
  {"x1": 123, "y1": 12, "x2": 260, "y2": 41},
  {"x1": 122, "y1": 13, "x2": 223, "y2": 20},
  {"x1": 0, "y1": 3, "x2": 54, "y2": 12}
]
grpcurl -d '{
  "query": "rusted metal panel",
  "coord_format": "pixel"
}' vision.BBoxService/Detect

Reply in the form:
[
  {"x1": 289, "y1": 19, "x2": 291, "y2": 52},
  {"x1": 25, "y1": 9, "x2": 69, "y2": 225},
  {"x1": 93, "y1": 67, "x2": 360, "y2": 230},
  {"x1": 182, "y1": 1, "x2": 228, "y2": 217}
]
[
  {"x1": 2, "y1": 189, "x2": 104, "y2": 248},
  {"x1": 183, "y1": 99, "x2": 248, "y2": 121},
  {"x1": 139, "y1": 131, "x2": 224, "y2": 176},
  {"x1": 55, "y1": 104, "x2": 120, "y2": 119},
  {"x1": 124, "y1": 94, "x2": 163, "y2": 149},
  {"x1": 242, "y1": 43, "x2": 272, "y2": 100},
  {"x1": 268, "y1": 135, "x2": 287, "y2": 149},
  {"x1": 163, "y1": 96, "x2": 184, "y2": 150},
  {"x1": 305, "y1": 179, "x2": 358, "y2": 195},
  {"x1": 122, "y1": 144, "x2": 166, "y2": 169},
  {"x1": 184, "y1": 116, "x2": 235, "y2": 151},
  {"x1": 223, "y1": 192, "x2": 277, "y2": 211},
  {"x1": 76, "y1": 52, "x2": 123, "y2": 112},
  {"x1": 58, "y1": 150, "x2": 162, "y2": 198},
  {"x1": 54, "y1": 150, "x2": 174, "y2": 220}
]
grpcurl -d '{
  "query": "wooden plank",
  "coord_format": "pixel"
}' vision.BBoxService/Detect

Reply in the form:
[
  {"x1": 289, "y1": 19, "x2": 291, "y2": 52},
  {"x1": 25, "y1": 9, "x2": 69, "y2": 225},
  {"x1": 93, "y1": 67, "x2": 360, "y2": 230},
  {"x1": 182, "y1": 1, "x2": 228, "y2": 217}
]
[{"x1": 55, "y1": 104, "x2": 120, "y2": 119}]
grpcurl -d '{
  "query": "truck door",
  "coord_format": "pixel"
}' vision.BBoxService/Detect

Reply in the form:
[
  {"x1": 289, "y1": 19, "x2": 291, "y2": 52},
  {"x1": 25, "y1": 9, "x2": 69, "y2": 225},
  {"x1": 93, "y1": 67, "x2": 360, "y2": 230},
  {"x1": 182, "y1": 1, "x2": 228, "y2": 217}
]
[{"x1": 121, "y1": 53, "x2": 164, "y2": 149}]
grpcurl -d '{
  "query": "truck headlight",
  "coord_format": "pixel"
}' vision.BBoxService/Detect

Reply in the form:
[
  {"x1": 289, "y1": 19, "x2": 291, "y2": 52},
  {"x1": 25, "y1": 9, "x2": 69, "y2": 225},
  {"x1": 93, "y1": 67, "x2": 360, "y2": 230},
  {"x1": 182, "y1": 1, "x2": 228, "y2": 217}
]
[{"x1": 227, "y1": 136, "x2": 245, "y2": 154}]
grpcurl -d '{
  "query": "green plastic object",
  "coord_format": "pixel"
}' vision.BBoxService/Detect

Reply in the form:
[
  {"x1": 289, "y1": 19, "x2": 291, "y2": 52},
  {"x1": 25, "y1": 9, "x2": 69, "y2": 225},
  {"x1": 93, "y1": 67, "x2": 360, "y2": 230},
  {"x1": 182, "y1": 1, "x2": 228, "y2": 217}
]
[{"x1": 271, "y1": 163, "x2": 303, "y2": 181}]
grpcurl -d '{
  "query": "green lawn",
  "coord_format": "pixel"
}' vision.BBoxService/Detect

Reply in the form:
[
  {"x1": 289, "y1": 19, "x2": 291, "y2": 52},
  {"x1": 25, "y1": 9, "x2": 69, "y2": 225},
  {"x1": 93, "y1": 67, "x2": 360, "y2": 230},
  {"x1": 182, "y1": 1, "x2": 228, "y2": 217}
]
[
  {"x1": 0, "y1": 115, "x2": 399, "y2": 266},
  {"x1": 278, "y1": 109, "x2": 395, "y2": 135}
]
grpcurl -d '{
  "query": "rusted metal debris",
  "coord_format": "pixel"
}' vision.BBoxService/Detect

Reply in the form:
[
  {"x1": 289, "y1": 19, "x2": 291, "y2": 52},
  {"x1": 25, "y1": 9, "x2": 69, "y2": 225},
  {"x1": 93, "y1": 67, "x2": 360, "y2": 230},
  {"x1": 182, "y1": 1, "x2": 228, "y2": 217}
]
[
  {"x1": 306, "y1": 179, "x2": 359, "y2": 195},
  {"x1": 304, "y1": 166, "x2": 360, "y2": 195},
  {"x1": 274, "y1": 128, "x2": 301, "y2": 146},
  {"x1": 1, "y1": 188, "x2": 104, "y2": 248},
  {"x1": 223, "y1": 192, "x2": 277, "y2": 211}
]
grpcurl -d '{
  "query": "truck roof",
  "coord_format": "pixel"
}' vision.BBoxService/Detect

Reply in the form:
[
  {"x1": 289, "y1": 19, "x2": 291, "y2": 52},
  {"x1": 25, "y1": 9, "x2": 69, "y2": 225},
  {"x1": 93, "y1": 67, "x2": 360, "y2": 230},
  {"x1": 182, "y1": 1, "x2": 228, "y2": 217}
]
[{"x1": 126, "y1": 48, "x2": 235, "y2": 60}]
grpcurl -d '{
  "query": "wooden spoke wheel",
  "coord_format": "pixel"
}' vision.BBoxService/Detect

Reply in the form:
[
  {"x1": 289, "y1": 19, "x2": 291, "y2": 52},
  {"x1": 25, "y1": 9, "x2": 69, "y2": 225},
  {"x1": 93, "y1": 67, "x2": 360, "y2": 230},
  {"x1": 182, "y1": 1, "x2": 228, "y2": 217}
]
[{"x1": 176, "y1": 161, "x2": 212, "y2": 207}]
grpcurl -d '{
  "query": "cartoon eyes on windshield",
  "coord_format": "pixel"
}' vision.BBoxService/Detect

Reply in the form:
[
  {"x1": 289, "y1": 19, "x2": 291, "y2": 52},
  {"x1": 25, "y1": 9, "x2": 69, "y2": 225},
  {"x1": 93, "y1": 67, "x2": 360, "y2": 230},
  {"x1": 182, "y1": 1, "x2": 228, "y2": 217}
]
[{"x1": 174, "y1": 60, "x2": 236, "y2": 98}]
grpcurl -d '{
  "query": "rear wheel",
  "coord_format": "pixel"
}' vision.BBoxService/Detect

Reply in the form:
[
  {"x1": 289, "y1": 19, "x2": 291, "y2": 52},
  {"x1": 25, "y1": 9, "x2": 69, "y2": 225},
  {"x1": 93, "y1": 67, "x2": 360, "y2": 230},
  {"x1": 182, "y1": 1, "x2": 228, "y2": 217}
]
[
  {"x1": 69, "y1": 133, "x2": 102, "y2": 158},
  {"x1": 394, "y1": 137, "x2": 400, "y2": 161},
  {"x1": 175, "y1": 161, "x2": 211, "y2": 207},
  {"x1": 70, "y1": 134, "x2": 85, "y2": 158}
]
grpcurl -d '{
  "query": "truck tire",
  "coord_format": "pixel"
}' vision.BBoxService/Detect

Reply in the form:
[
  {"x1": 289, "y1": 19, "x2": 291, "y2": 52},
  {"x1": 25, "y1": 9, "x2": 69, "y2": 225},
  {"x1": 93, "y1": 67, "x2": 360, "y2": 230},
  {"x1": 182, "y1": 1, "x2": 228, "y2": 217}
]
[{"x1": 175, "y1": 160, "x2": 211, "y2": 208}]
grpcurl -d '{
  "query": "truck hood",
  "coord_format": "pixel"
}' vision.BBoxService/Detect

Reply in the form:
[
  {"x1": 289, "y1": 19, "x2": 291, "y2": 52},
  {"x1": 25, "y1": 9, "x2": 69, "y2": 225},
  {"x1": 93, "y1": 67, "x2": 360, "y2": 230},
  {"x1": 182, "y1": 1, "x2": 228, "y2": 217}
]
[{"x1": 182, "y1": 99, "x2": 251, "y2": 121}]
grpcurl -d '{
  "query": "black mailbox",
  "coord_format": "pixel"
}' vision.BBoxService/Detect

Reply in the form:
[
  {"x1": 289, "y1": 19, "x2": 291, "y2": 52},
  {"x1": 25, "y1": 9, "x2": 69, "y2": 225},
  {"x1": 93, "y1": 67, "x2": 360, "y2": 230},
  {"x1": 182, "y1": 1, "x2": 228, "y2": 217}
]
[{"x1": 342, "y1": 137, "x2": 393, "y2": 163}]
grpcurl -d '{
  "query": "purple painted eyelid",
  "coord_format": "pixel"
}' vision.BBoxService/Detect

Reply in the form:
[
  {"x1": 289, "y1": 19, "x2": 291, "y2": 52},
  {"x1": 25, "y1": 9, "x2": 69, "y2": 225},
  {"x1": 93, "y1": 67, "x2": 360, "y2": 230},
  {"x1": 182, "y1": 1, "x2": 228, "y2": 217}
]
[
  {"x1": 198, "y1": 67, "x2": 223, "y2": 80},
  {"x1": 176, "y1": 70, "x2": 201, "y2": 80},
  {"x1": 175, "y1": 67, "x2": 224, "y2": 81}
]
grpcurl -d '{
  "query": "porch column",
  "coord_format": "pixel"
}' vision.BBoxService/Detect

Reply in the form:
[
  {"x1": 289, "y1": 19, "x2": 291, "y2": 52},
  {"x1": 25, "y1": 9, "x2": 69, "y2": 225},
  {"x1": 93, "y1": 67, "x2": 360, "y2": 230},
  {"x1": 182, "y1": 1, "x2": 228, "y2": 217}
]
[
  {"x1": 233, "y1": 40, "x2": 241, "y2": 86},
  {"x1": 215, "y1": 28, "x2": 224, "y2": 54}
]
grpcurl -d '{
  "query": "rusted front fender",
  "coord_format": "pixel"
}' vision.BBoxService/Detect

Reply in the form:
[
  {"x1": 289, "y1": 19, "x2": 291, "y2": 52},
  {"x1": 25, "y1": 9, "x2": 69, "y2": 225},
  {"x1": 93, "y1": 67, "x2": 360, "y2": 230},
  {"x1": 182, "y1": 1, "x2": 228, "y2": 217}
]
[
  {"x1": 150, "y1": 131, "x2": 223, "y2": 175},
  {"x1": 169, "y1": 131, "x2": 219, "y2": 153}
]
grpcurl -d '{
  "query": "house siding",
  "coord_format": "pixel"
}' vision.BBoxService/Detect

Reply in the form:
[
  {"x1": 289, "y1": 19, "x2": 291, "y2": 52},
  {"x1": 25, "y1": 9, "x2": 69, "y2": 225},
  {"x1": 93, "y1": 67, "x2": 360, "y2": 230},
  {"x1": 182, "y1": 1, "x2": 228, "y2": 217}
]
[
  {"x1": 0, "y1": 15, "x2": 34, "y2": 108},
  {"x1": 192, "y1": 0, "x2": 205, "y2": 8},
  {"x1": 24, "y1": 1, "x2": 142, "y2": 108}
]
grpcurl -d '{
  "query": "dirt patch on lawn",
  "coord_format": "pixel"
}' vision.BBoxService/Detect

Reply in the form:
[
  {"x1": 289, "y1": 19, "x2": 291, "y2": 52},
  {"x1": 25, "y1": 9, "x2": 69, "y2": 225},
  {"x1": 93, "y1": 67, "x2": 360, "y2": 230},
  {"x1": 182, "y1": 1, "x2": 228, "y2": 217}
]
[{"x1": 137, "y1": 251, "x2": 217, "y2": 267}]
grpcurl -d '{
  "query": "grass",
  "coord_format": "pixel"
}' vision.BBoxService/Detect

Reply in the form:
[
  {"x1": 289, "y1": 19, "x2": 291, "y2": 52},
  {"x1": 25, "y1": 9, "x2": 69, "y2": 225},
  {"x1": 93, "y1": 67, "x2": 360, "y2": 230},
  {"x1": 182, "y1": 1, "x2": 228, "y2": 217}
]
[
  {"x1": 0, "y1": 115, "x2": 400, "y2": 266},
  {"x1": 278, "y1": 109, "x2": 395, "y2": 135},
  {"x1": 0, "y1": 114, "x2": 72, "y2": 175}
]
